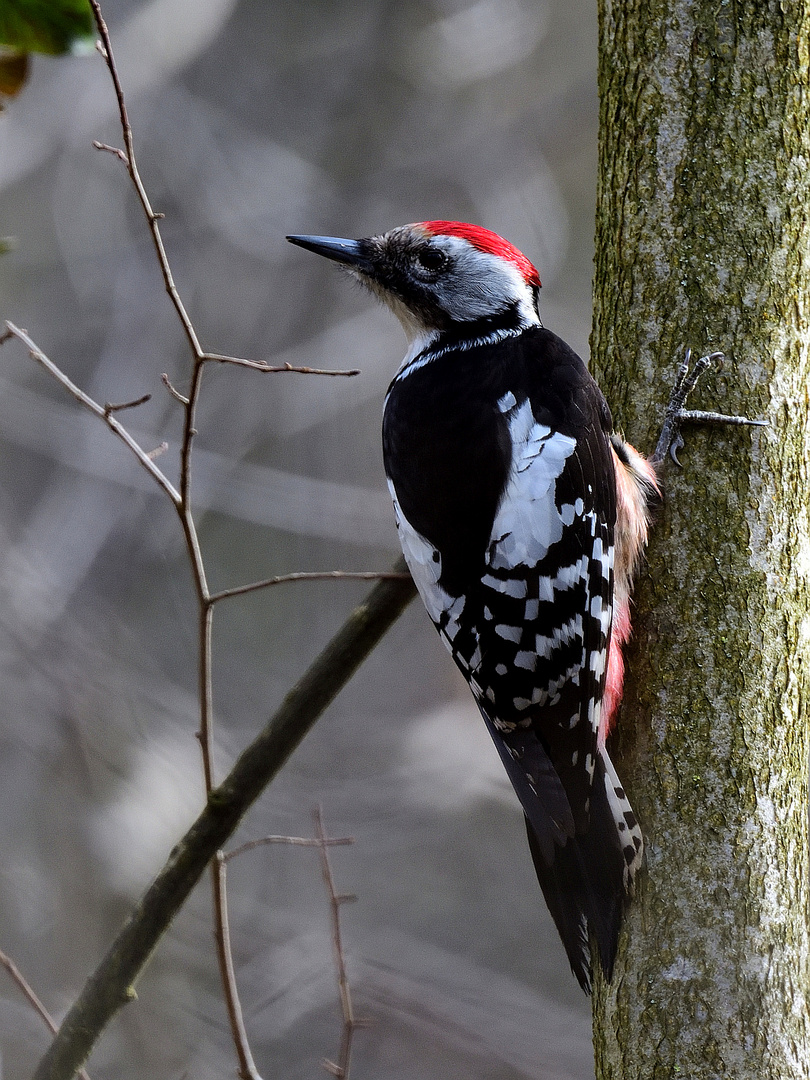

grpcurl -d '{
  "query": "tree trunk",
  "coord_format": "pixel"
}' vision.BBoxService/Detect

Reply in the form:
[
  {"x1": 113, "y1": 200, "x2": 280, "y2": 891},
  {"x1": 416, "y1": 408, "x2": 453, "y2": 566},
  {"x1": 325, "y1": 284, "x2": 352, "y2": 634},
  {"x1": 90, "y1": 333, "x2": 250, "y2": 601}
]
[{"x1": 591, "y1": 2, "x2": 810, "y2": 1077}]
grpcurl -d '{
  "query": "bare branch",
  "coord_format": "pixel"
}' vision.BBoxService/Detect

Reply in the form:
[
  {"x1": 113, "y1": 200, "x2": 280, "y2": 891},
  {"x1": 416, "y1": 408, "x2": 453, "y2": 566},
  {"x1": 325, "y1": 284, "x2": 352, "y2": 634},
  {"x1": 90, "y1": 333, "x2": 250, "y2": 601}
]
[
  {"x1": 0, "y1": 950, "x2": 93, "y2": 1080},
  {"x1": 89, "y1": 0, "x2": 212, "y2": 627},
  {"x1": 314, "y1": 807, "x2": 358, "y2": 1080},
  {"x1": 18, "y1": 8, "x2": 413, "y2": 1080},
  {"x1": 213, "y1": 855, "x2": 263, "y2": 1080},
  {"x1": 90, "y1": 7, "x2": 271, "y2": 1076},
  {"x1": 4, "y1": 322, "x2": 180, "y2": 506},
  {"x1": 178, "y1": 364, "x2": 206, "y2": 534},
  {"x1": 196, "y1": 598, "x2": 258, "y2": 1078},
  {"x1": 104, "y1": 393, "x2": 151, "y2": 415},
  {"x1": 32, "y1": 560, "x2": 415, "y2": 1080},
  {"x1": 209, "y1": 570, "x2": 412, "y2": 606},
  {"x1": 226, "y1": 835, "x2": 354, "y2": 862},
  {"x1": 91, "y1": 140, "x2": 128, "y2": 164},
  {"x1": 216, "y1": 827, "x2": 355, "y2": 1078},
  {"x1": 197, "y1": 607, "x2": 215, "y2": 790},
  {"x1": 88, "y1": 0, "x2": 203, "y2": 359},
  {"x1": 90, "y1": 3, "x2": 210, "y2": 593},
  {"x1": 203, "y1": 352, "x2": 360, "y2": 377},
  {"x1": 161, "y1": 372, "x2": 189, "y2": 404}
]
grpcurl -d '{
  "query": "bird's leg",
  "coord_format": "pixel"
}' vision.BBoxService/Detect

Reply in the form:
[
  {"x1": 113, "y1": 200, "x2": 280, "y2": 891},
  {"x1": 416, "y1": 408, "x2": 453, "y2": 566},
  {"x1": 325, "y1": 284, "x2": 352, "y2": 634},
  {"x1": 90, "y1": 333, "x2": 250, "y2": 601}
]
[{"x1": 651, "y1": 349, "x2": 768, "y2": 466}]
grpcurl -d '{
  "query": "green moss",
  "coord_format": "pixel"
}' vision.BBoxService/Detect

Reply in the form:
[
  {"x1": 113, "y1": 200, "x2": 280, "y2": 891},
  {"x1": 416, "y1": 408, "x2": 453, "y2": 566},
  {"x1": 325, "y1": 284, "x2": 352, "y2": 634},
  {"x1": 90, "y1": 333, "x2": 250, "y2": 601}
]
[{"x1": 592, "y1": 0, "x2": 810, "y2": 1076}]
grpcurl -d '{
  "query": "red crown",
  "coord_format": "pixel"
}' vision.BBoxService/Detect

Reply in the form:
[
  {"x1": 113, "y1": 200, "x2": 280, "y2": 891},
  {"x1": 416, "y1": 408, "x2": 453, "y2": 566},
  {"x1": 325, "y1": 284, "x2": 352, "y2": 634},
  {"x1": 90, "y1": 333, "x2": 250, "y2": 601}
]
[{"x1": 419, "y1": 221, "x2": 541, "y2": 288}]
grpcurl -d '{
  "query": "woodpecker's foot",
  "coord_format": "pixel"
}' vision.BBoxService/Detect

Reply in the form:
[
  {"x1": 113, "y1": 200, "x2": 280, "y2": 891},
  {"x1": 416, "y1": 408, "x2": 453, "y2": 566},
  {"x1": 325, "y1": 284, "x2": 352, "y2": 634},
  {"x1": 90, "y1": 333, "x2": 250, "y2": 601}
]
[{"x1": 652, "y1": 349, "x2": 767, "y2": 466}]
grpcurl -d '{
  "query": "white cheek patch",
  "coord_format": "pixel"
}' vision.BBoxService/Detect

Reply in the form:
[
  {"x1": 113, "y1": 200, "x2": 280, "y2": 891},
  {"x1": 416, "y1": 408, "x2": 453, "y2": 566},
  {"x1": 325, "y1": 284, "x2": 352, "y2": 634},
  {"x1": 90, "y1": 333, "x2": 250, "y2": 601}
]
[{"x1": 429, "y1": 239, "x2": 541, "y2": 326}]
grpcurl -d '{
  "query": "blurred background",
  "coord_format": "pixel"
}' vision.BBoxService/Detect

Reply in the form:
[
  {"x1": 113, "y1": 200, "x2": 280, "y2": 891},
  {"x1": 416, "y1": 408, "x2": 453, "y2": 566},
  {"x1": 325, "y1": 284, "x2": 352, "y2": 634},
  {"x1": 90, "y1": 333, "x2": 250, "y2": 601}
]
[{"x1": 0, "y1": 0, "x2": 599, "y2": 1075}]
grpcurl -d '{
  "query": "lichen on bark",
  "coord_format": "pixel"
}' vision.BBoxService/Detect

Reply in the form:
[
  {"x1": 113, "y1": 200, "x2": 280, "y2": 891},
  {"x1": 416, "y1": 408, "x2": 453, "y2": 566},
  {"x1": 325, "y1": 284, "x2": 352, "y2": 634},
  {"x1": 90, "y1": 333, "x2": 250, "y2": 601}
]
[{"x1": 591, "y1": 1, "x2": 810, "y2": 1077}]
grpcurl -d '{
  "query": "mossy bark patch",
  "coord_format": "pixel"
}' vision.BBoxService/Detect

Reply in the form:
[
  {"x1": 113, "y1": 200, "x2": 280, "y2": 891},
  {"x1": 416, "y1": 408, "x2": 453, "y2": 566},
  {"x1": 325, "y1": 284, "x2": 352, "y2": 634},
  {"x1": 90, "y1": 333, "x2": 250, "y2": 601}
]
[{"x1": 592, "y1": 1, "x2": 810, "y2": 1076}]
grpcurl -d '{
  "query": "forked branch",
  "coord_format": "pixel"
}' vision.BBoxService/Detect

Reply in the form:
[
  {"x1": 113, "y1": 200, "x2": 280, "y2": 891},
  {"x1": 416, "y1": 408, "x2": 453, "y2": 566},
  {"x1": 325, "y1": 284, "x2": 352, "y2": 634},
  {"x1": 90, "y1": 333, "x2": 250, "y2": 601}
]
[
  {"x1": 32, "y1": 561, "x2": 415, "y2": 1080},
  {"x1": 314, "y1": 808, "x2": 361, "y2": 1079},
  {"x1": 5, "y1": 6, "x2": 418, "y2": 1079},
  {"x1": 3, "y1": 322, "x2": 180, "y2": 505}
]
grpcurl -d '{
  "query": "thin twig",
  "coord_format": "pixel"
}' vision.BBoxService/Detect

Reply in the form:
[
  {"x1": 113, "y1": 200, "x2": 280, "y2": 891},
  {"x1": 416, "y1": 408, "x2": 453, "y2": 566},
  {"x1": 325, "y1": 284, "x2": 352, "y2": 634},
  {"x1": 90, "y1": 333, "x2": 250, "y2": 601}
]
[
  {"x1": 92, "y1": 140, "x2": 128, "y2": 164},
  {"x1": 213, "y1": 855, "x2": 263, "y2": 1080},
  {"x1": 24, "y1": 8, "x2": 408, "y2": 1080},
  {"x1": 161, "y1": 372, "x2": 189, "y2": 404},
  {"x1": 88, "y1": 7, "x2": 255, "y2": 1075},
  {"x1": 226, "y1": 835, "x2": 354, "y2": 862},
  {"x1": 209, "y1": 570, "x2": 412, "y2": 605},
  {"x1": 219, "y1": 826, "x2": 356, "y2": 1080},
  {"x1": 88, "y1": 0, "x2": 204, "y2": 360},
  {"x1": 196, "y1": 599, "x2": 259, "y2": 1077},
  {"x1": 203, "y1": 353, "x2": 360, "y2": 377},
  {"x1": 4, "y1": 322, "x2": 180, "y2": 506},
  {"x1": 178, "y1": 366, "x2": 207, "y2": 570},
  {"x1": 91, "y1": 2, "x2": 353, "y2": 388},
  {"x1": 198, "y1": 606, "x2": 215, "y2": 792},
  {"x1": 314, "y1": 807, "x2": 358, "y2": 1080},
  {"x1": 0, "y1": 949, "x2": 93, "y2": 1080},
  {"x1": 104, "y1": 393, "x2": 151, "y2": 415},
  {"x1": 32, "y1": 561, "x2": 415, "y2": 1080},
  {"x1": 92, "y1": 10, "x2": 374, "y2": 1078}
]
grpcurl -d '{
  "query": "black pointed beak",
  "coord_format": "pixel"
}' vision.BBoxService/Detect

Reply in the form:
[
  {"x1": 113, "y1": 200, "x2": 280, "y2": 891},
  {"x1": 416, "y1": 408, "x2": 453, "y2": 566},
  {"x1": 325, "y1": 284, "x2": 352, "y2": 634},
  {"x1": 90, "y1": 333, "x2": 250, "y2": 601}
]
[{"x1": 286, "y1": 234, "x2": 372, "y2": 272}]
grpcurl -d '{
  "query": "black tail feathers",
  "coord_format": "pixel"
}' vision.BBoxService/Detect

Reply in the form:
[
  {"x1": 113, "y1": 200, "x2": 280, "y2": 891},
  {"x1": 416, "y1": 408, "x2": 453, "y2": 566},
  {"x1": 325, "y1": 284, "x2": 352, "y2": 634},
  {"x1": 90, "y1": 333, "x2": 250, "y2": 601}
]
[{"x1": 524, "y1": 752, "x2": 638, "y2": 993}]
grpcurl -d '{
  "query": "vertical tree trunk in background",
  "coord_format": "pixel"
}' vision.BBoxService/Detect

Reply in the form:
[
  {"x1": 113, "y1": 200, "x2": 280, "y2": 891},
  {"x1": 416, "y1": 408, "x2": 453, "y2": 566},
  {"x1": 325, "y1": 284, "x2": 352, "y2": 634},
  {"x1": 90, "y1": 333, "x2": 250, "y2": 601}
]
[{"x1": 591, "y1": 2, "x2": 810, "y2": 1077}]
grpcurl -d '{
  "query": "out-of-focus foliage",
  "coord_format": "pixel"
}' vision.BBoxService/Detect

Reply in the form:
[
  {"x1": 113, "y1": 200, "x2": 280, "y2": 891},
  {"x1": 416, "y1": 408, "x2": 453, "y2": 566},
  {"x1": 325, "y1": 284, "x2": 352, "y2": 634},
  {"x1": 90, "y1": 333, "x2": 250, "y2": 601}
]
[
  {"x1": 0, "y1": 0, "x2": 599, "y2": 1076},
  {"x1": 0, "y1": 0, "x2": 93, "y2": 54},
  {"x1": 0, "y1": 50, "x2": 29, "y2": 105},
  {"x1": 0, "y1": 0, "x2": 93, "y2": 108}
]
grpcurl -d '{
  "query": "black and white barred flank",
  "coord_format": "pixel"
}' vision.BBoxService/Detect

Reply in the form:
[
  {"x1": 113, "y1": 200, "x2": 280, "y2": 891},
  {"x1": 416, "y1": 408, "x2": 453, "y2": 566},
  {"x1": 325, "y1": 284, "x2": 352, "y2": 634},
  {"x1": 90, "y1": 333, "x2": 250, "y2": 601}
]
[{"x1": 383, "y1": 322, "x2": 654, "y2": 988}]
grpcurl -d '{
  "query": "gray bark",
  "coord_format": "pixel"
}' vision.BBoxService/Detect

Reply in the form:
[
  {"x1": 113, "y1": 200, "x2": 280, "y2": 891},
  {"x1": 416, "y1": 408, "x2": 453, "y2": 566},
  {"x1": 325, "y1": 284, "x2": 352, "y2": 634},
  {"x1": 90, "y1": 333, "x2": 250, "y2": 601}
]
[{"x1": 591, "y1": 1, "x2": 810, "y2": 1076}]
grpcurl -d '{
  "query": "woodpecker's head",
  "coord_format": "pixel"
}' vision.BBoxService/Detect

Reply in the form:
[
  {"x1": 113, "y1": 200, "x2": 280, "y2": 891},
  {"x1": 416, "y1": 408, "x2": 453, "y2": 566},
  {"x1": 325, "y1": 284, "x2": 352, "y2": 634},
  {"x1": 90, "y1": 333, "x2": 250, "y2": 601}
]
[{"x1": 287, "y1": 221, "x2": 542, "y2": 349}]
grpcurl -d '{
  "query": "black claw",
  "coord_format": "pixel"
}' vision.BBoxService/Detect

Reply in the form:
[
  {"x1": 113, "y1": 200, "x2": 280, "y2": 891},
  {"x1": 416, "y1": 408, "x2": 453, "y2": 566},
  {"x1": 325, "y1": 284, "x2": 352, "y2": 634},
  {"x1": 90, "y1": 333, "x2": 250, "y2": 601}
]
[
  {"x1": 652, "y1": 349, "x2": 765, "y2": 466},
  {"x1": 669, "y1": 432, "x2": 685, "y2": 466}
]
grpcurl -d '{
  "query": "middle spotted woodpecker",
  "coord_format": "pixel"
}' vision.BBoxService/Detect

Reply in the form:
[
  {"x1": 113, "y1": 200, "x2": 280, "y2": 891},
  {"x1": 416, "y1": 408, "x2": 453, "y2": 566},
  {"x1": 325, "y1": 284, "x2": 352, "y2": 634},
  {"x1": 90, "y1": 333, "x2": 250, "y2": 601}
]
[{"x1": 287, "y1": 221, "x2": 674, "y2": 990}]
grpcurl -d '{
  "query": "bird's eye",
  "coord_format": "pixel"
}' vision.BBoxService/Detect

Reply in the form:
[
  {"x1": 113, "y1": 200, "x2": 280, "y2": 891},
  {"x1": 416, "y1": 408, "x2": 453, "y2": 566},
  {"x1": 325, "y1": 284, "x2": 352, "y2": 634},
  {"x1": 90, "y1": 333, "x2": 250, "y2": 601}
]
[{"x1": 415, "y1": 249, "x2": 447, "y2": 273}]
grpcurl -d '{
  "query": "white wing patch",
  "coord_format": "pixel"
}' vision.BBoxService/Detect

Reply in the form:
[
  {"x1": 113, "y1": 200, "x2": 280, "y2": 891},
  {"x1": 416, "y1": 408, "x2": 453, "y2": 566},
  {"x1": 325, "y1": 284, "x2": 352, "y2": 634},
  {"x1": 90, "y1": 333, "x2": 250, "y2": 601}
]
[
  {"x1": 488, "y1": 401, "x2": 577, "y2": 572},
  {"x1": 387, "y1": 396, "x2": 613, "y2": 742},
  {"x1": 482, "y1": 573, "x2": 527, "y2": 598}
]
